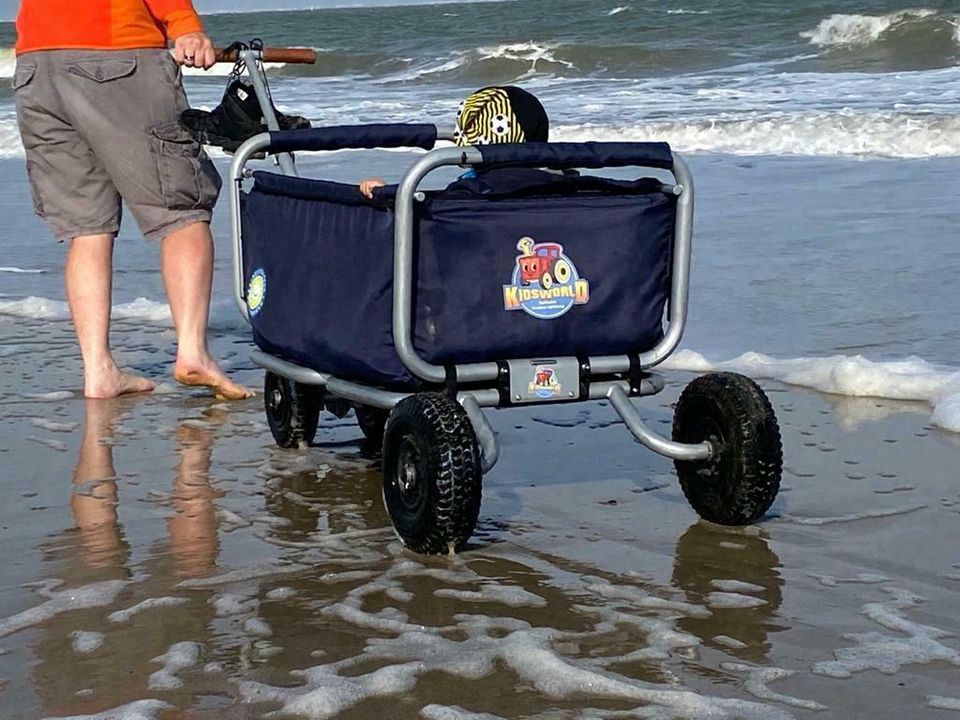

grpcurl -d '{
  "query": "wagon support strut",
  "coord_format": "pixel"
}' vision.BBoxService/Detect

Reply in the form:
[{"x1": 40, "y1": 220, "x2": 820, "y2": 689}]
[{"x1": 607, "y1": 385, "x2": 713, "y2": 461}]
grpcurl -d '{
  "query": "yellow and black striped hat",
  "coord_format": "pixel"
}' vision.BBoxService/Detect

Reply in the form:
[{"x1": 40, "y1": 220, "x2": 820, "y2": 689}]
[{"x1": 454, "y1": 86, "x2": 549, "y2": 146}]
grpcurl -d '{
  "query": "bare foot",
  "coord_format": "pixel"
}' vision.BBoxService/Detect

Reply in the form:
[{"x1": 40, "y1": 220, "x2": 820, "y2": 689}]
[
  {"x1": 174, "y1": 359, "x2": 254, "y2": 400},
  {"x1": 84, "y1": 369, "x2": 155, "y2": 399}
]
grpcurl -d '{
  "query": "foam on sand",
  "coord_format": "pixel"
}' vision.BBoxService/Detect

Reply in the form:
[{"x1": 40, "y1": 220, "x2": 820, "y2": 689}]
[
  {"x1": 813, "y1": 587, "x2": 960, "y2": 678},
  {"x1": 663, "y1": 350, "x2": 960, "y2": 434},
  {"x1": 107, "y1": 596, "x2": 189, "y2": 623},
  {"x1": 722, "y1": 663, "x2": 827, "y2": 711},
  {"x1": 148, "y1": 641, "x2": 203, "y2": 690},
  {"x1": 0, "y1": 580, "x2": 127, "y2": 639},
  {"x1": 40, "y1": 700, "x2": 173, "y2": 720},
  {"x1": 70, "y1": 630, "x2": 105, "y2": 654},
  {"x1": 421, "y1": 706, "x2": 506, "y2": 720}
]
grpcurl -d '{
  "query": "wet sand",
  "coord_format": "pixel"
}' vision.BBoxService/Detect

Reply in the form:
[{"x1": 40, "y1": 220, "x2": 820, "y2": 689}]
[
  {"x1": 1, "y1": 152, "x2": 960, "y2": 718},
  {"x1": 1, "y1": 320, "x2": 959, "y2": 718}
]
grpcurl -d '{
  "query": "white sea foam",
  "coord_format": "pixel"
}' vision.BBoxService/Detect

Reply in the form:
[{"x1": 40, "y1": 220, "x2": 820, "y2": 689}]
[
  {"x1": 108, "y1": 596, "x2": 189, "y2": 623},
  {"x1": 812, "y1": 587, "x2": 960, "y2": 678},
  {"x1": 667, "y1": 8, "x2": 711, "y2": 14},
  {"x1": 41, "y1": 699, "x2": 173, "y2": 720},
  {"x1": 29, "y1": 418, "x2": 79, "y2": 433},
  {"x1": 421, "y1": 706, "x2": 506, "y2": 720},
  {"x1": 148, "y1": 641, "x2": 203, "y2": 689},
  {"x1": 0, "y1": 580, "x2": 127, "y2": 639},
  {"x1": 211, "y1": 592, "x2": 259, "y2": 616},
  {"x1": 711, "y1": 580, "x2": 766, "y2": 594},
  {"x1": 0, "y1": 295, "x2": 172, "y2": 324},
  {"x1": 929, "y1": 696, "x2": 960, "y2": 710},
  {"x1": 243, "y1": 617, "x2": 274, "y2": 637},
  {"x1": 706, "y1": 593, "x2": 769, "y2": 610},
  {"x1": 553, "y1": 113, "x2": 960, "y2": 158},
  {"x1": 608, "y1": 6, "x2": 629, "y2": 16},
  {"x1": 176, "y1": 562, "x2": 308, "y2": 588},
  {"x1": 800, "y1": 9, "x2": 938, "y2": 47},
  {"x1": 0, "y1": 266, "x2": 45, "y2": 274},
  {"x1": 70, "y1": 630, "x2": 105, "y2": 654},
  {"x1": 722, "y1": 663, "x2": 827, "y2": 711},
  {"x1": 266, "y1": 586, "x2": 298, "y2": 601},
  {"x1": 663, "y1": 350, "x2": 960, "y2": 433},
  {"x1": 782, "y1": 505, "x2": 927, "y2": 526},
  {"x1": 24, "y1": 391, "x2": 75, "y2": 401},
  {"x1": 434, "y1": 584, "x2": 547, "y2": 608}
]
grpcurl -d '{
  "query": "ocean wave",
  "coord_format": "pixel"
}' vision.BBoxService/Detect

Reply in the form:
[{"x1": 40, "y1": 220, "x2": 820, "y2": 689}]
[
  {"x1": 0, "y1": 111, "x2": 957, "y2": 160},
  {"x1": 801, "y1": 9, "x2": 959, "y2": 49},
  {"x1": 663, "y1": 350, "x2": 960, "y2": 434},
  {"x1": 377, "y1": 41, "x2": 713, "y2": 84},
  {"x1": 552, "y1": 113, "x2": 960, "y2": 158},
  {"x1": 0, "y1": 296, "x2": 173, "y2": 323}
]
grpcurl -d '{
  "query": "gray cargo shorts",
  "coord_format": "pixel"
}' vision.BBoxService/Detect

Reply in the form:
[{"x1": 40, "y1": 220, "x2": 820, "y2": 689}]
[{"x1": 13, "y1": 49, "x2": 222, "y2": 242}]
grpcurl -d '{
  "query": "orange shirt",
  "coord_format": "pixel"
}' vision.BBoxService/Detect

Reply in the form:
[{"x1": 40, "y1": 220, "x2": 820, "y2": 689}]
[{"x1": 16, "y1": 0, "x2": 205, "y2": 54}]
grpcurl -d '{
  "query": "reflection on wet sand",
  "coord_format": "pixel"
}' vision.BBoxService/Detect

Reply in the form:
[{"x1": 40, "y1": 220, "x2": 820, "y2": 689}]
[
  {"x1": 33, "y1": 399, "x2": 224, "y2": 717},
  {"x1": 672, "y1": 520, "x2": 785, "y2": 663}
]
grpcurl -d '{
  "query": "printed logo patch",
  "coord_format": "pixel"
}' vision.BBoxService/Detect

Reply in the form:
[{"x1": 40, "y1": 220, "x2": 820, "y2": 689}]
[
  {"x1": 502, "y1": 236, "x2": 590, "y2": 319},
  {"x1": 529, "y1": 365, "x2": 562, "y2": 399},
  {"x1": 247, "y1": 268, "x2": 266, "y2": 317}
]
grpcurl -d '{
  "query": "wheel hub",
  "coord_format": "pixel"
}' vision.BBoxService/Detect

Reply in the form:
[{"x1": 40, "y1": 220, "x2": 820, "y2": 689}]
[
  {"x1": 269, "y1": 388, "x2": 283, "y2": 411},
  {"x1": 395, "y1": 438, "x2": 424, "y2": 510}
]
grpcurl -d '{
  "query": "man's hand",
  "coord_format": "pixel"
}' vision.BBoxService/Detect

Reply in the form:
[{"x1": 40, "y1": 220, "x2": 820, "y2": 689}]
[{"x1": 174, "y1": 32, "x2": 216, "y2": 70}]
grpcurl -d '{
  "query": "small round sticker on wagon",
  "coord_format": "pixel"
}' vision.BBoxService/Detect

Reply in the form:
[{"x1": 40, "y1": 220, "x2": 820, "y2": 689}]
[
  {"x1": 502, "y1": 236, "x2": 590, "y2": 319},
  {"x1": 247, "y1": 268, "x2": 267, "y2": 316}
]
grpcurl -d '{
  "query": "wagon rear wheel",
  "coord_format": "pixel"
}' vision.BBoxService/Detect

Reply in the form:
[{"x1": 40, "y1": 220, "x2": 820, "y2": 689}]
[
  {"x1": 355, "y1": 405, "x2": 389, "y2": 448},
  {"x1": 264, "y1": 371, "x2": 321, "y2": 449},
  {"x1": 672, "y1": 372, "x2": 782, "y2": 525},
  {"x1": 382, "y1": 392, "x2": 482, "y2": 555}
]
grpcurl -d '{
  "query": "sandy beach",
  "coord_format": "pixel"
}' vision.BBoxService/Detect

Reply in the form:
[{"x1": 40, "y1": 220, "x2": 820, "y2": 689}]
[
  {"x1": 1, "y1": 142, "x2": 959, "y2": 718},
  {"x1": 2, "y1": 1, "x2": 960, "y2": 714}
]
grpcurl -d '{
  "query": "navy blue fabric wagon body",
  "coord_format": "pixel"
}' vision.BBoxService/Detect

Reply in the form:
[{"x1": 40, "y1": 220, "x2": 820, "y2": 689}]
[{"x1": 240, "y1": 162, "x2": 678, "y2": 389}]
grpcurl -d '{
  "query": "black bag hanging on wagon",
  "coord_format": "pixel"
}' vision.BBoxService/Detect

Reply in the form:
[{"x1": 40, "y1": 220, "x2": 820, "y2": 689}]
[{"x1": 179, "y1": 40, "x2": 311, "y2": 153}]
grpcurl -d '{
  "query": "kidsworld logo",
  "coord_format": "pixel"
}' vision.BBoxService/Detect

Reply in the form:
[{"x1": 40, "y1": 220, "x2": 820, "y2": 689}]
[{"x1": 502, "y1": 237, "x2": 590, "y2": 320}]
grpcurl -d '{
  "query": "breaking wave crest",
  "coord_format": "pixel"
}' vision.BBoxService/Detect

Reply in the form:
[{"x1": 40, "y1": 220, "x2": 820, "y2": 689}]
[{"x1": 553, "y1": 113, "x2": 960, "y2": 159}]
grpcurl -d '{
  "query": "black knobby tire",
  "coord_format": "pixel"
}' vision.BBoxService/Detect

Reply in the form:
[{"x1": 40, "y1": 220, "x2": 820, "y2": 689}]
[
  {"x1": 355, "y1": 405, "x2": 389, "y2": 448},
  {"x1": 264, "y1": 371, "x2": 321, "y2": 449},
  {"x1": 672, "y1": 372, "x2": 782, "y2": 525},
  {"x1": 381, "y1": 392, "x2": 482, "y2": 555}
]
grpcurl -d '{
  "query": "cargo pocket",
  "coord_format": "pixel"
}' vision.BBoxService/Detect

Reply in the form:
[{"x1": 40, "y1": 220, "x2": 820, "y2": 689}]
[
  {"x1": 66, "y1": 57, "x2": 137, "y2": 83},
  {"x1": 12, "y1": 62, "x2": 36, "y2": 91},
  {"x1": 24, "y1": 159, "x2": 44, "y2": 216},
  {"x1": 149, "y1": 120, "x2": 222, "y2": 211}
]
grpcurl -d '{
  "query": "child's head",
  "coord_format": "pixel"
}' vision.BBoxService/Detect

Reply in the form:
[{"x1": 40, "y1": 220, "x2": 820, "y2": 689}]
[{"x1": 454, "y1": 86, "x2": 548, "y2": 146}]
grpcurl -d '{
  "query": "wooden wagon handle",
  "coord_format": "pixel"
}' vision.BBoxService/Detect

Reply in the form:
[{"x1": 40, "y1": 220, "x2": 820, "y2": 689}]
[{"x1": 214, "y1": 47, "x2": 318, "y2": 64}]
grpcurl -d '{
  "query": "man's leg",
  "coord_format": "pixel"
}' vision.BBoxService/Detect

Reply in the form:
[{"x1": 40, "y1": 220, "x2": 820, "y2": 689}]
[
  {"x1": 66, "y1": 234, "x2": 156, "y2": 398},
  {"x1": 161, "y1": 221, "x2": 252, "y2": 400}
]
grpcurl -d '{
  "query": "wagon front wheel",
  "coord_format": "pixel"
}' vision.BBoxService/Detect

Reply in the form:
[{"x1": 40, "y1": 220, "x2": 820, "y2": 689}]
[
  {"x1": 672, "y1": 372, "x2": 782, "y2": 525},
  {"x1": 382, "y1": 392, "x2": 482, "y2": 555},
  {"x1": 264, "y1": 371, "x2": 321, "y2": 449}
]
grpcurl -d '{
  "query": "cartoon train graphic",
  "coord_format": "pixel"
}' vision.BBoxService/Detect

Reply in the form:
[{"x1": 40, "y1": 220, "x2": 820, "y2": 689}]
[{"x1": 516, "y1": 237, "x2": 573, "y2": 289}]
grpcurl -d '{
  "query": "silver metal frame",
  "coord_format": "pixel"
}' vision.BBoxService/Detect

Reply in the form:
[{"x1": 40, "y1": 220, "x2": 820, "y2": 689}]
[{"x1": 226, "y1": 59, "x2": 713, "y2": 469}]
